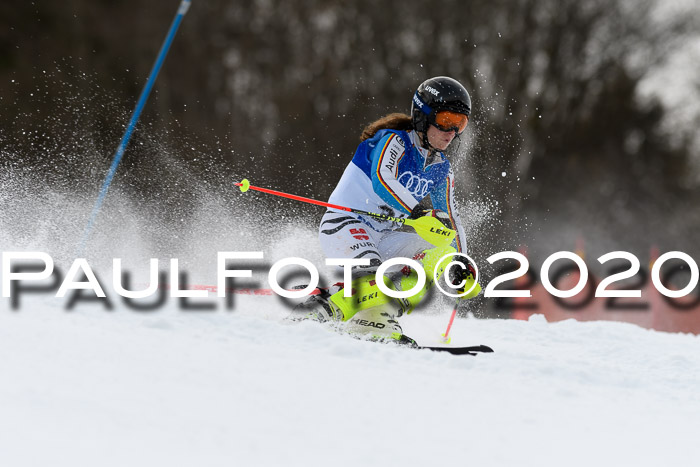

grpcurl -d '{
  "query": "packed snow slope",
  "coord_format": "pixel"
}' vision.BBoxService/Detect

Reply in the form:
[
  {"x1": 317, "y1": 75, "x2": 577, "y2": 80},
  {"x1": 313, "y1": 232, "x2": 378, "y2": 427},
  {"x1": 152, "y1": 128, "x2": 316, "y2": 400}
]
[
  {"x1": 1, "y1": 294, "x2": 699, "y2": 467},
  {"x1": 2, "y1": 169, "x2": 699, "y2": 466}
]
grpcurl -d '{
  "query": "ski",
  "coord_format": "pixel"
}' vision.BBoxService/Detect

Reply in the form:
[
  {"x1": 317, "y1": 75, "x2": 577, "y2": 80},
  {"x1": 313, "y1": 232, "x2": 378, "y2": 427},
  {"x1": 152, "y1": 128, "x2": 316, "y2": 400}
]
[
  {"x1": 417, "y1": 344, "x2": 494, "y2": 356},
  {"x1": 395, "y1": 334, "x2": 493, "y2": 356}
]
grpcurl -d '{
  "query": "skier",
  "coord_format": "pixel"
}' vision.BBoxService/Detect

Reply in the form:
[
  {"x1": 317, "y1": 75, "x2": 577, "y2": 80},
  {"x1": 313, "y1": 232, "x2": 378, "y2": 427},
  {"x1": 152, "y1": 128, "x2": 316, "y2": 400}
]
[{"x1": 297, "y1": 76, "x2": 480, "y2": 340}]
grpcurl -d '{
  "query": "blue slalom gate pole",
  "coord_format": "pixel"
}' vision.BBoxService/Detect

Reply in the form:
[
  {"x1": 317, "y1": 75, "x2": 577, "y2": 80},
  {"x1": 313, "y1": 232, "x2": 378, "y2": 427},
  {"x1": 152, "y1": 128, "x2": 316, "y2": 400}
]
[{"x1": 78, "y1": 0, "x2": 191, "y2": 255}]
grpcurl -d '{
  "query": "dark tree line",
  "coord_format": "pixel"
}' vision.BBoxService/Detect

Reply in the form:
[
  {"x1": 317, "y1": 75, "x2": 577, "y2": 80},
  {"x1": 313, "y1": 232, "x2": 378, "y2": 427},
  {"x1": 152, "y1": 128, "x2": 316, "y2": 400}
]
[{"x1": 1, "y1": 0, "x2": 699, "y2": 257}]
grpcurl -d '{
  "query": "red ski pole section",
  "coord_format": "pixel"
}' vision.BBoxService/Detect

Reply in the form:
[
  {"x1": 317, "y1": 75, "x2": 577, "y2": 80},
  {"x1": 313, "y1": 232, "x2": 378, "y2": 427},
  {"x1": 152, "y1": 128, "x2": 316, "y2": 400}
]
[
  {"x1": 234, "y1": 182, "x2": 351, "y2": 213},
  {"x1": 442, "y1": 303, "x2": 458, "y2": 341}
]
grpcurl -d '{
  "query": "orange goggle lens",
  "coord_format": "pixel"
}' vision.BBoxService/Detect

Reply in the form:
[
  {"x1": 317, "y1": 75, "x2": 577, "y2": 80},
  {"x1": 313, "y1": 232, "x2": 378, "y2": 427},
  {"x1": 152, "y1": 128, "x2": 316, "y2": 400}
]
[{"x1": 434, "y1": 110, "x2": 469, "y2": 134}]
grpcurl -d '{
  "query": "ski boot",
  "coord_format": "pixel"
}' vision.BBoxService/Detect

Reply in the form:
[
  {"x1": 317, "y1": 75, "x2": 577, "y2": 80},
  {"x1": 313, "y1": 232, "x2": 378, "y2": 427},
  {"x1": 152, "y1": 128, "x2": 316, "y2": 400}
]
[
  {"x1": 337, "y1": 244, "x2": 459, "y2": 339},
  {"x1": 289, "y1": 286, "x2": 341, "y2": 323},
  {"x1": 329, "y1": 274, "x2": 407, "y2": 340},
  {"x1": 290, "y1": 275, "x2": 406, "y2": 339},
  {"x1": 292, "y1": 244, "x2": 460, "y2": 339}
]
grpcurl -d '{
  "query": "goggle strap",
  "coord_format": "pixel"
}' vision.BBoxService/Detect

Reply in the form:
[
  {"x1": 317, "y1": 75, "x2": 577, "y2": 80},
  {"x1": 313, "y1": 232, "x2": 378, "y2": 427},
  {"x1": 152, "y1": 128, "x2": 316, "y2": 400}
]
[{"x1": 413, "y1": 92, "x2": 433, "y2": 116}]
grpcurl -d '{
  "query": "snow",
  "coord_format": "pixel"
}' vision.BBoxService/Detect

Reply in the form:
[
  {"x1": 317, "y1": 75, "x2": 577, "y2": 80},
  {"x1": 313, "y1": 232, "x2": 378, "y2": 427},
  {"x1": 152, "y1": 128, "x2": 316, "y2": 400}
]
[{"x1": 2, "y1": 294, "x2": 699, "y2": 467}]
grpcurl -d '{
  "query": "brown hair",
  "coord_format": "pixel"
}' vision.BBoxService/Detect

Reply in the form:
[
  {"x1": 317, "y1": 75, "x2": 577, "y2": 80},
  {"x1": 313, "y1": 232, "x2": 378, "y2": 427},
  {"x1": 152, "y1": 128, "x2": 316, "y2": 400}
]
[{"x1": 360, "y1": 113, "x2": 413, "y2": 141}]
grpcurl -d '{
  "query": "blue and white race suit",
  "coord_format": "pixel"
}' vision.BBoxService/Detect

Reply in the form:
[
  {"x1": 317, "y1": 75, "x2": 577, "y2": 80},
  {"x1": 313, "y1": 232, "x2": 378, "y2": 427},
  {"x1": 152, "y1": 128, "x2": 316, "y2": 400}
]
[{"x1": 319, "y1": 128, "x2": 468, "y2": 273}]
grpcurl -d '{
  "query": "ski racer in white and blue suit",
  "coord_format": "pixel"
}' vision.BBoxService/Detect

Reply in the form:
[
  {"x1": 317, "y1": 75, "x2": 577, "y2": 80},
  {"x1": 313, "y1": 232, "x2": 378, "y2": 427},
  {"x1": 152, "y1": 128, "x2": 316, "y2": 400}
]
[{"x1": 299, "y1": 77, "x2": 480, "y2": 339}]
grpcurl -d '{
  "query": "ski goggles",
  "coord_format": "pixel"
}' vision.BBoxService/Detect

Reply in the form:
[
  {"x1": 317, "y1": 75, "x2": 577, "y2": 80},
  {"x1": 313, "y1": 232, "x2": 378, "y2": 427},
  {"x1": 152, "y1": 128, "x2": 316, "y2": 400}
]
[{"x1": 433, "y1": 110, "x2": 469, "y2": 134}]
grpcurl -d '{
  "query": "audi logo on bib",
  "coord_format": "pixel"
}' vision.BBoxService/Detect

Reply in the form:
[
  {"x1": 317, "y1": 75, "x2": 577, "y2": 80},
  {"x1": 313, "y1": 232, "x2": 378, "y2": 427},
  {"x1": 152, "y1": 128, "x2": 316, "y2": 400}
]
[{"x1": 398, "y1": 171, "x2": 434, "y2": 198}]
